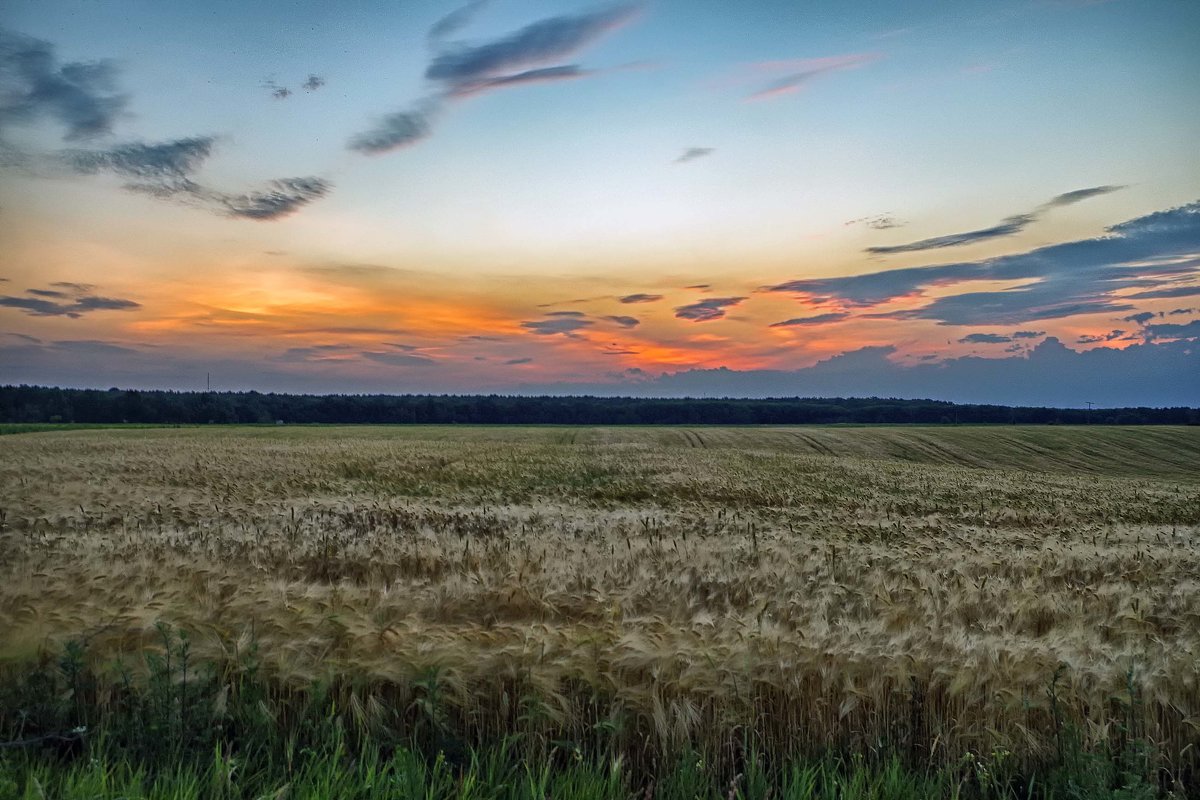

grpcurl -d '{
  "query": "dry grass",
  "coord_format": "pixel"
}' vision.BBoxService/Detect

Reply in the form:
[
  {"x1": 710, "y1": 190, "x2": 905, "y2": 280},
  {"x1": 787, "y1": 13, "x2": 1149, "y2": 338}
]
[{"x1": 1, "y1": 425, "x2": 1198, "y2": 774}]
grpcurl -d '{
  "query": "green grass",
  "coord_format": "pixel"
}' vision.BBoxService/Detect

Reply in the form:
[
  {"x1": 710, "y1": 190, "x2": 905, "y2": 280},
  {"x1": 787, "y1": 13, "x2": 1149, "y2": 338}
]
[{"x1": 0, "y1": 423, "x2": 181, "y2": 436}]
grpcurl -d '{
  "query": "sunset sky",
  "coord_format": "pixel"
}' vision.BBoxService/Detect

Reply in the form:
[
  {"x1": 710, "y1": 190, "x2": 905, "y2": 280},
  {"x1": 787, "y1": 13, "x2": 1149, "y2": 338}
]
[{"x1": 1, "y1": 0, "x2": 1198, "y2": 404}]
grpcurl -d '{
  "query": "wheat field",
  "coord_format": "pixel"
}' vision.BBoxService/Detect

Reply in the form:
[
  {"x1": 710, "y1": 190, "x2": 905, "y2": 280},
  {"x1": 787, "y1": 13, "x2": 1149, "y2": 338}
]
[{"x1": 1, "y1": 424, "x2": 1198, "y2": 781}]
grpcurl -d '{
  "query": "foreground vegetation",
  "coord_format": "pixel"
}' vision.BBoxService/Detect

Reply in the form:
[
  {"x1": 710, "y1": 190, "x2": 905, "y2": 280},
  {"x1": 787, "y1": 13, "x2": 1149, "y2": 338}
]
[{"x1": 1, "y1": 425, "x2": 1197, "y2": 797}]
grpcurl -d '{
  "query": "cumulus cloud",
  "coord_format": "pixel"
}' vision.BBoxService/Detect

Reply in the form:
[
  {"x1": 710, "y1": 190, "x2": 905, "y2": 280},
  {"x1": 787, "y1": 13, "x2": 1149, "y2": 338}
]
[
  {"x1": 674, "y1": 147, "x2": 713, "y2": 164},
  {"x1": 763, "y1": 201, "x2": 1200, "y2": 326},
  {"x1": 0, "y1": 27, "x2": 128, "y2": 141},
  {"x1": 618, "y1": 293, "x2": 663, "y2": 304},
  {"x1": 866, "y1": 185, "x2": 1125, "y2": 255},
  {"x1": 0, "y1": 282, "x2": 140, "y2": 318},
  {"x1": 769, "y1": 312, "x2": 849, "y2": 328},
  {"x1": 351, "y1": 4, "x2": 640, "y2": 155},
  {"x1": 674, "y1": 296, "x2": 745, "y2": 322}
]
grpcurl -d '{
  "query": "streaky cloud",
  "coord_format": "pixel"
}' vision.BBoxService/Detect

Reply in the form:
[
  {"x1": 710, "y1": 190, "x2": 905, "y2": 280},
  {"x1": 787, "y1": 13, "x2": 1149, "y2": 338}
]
[
  {"x1": 744, "y1": 53, "x2": 880, "y2": 101},
  {"x1": 618, "y1": 293, "x2": 663, "y2": 304},
  {"x1": 959, "y1": 333, "x2": 1011, "y2": 344},
  {"x1": 448, "y1": 65, "x2": 593, "y2": 97},
  {"x1": 867, "y1": 185, "x2": 1126, "y2": 255},
  {"x1": 769, "y1": 312, "x2": 849, "y2": 328},
  {"x1": 428, "y1": 0, "x2": 489, "y2": 44}
]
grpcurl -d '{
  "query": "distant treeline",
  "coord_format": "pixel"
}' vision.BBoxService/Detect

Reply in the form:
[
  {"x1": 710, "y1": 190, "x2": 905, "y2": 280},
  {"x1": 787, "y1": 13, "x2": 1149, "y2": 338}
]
[{"x1": 1, "y1": 385, "x2": 1197, "y2": 426}]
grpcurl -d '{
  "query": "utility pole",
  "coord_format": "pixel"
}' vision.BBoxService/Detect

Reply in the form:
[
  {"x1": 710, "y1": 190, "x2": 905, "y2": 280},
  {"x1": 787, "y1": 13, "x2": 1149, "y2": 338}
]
[{"x1": 1085, "y1": 400, "x2": 1093, "y2": 424}]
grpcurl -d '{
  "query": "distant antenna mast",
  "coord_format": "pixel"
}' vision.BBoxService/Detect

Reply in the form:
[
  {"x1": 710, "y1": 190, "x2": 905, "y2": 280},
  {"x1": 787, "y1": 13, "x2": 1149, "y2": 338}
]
[{"x1": 206, "y1": 372, "x2": 211, "y2": 392}]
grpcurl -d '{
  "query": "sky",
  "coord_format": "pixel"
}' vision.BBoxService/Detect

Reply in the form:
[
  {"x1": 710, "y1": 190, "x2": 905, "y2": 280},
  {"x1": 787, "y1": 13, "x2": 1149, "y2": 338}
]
[{"x1": 1, "y1": 0, "x2": 1198, "y2": 405}]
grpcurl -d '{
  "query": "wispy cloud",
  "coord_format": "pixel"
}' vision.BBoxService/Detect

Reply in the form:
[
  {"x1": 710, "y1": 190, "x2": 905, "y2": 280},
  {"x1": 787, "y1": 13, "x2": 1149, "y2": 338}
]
[
  {"x1": 739, "y1": 53, "x2": 881, "y2": 102},
  {"x1": 674, "y1": 147, "x2": 713, "y2": 164},
  {"x1": 674, "y1": 296, "x2": 745, "y2": 322},
  {"x1": 0, "y1": 27, "x2": 127, "y2": 141},
  {"x1": 64, "y1": 137, "x2": 216, "y2": 179},
  {"x1": 0, "y1": 282, "x2": 140, "y2": 318},
  {"x1": 618, "y1": 293, "x2": 663, "y2": 304},
  {"x1": 866, "y1": 185, "x2": 1124, "y2": 255},
  {"x1": 351, "y1": 4, "x2": 641, "y2": 155}
]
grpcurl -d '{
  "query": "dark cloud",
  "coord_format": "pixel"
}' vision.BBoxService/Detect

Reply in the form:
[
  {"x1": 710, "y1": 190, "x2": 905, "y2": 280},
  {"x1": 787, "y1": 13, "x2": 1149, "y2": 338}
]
[
  {"x1": 505, "y1": 357, "x2": 533, "y2": 365},
  {"x1": 764, "y1": 201, "x2": 1200, "y2": 326},
  {"x1": 769, "y1": 312, "x2": 849, "y2": 328},
  {"x1": 619, "y1": 293, "x2": 663, "y2": 304},
  {"x1": 1143, "y1": 319, "x2": 1200, "y2": 341},
  {"x1": 1168, "y1": 308, "x2": 1195, "y2": 316},
  {"x1": 675, "y1": 147, "x2": 713, "y2": 164},
  {"x1": 218, "y1": 177, "x2": 332, "y2": 220},
  {"x1": 348, "y1": 103, "x2": 437, "y2": 155},
  {"x1": 866, "y1": 185, "x2": 1125, "y2": 255},
  {"x1": 521, "y1": 316, "x2": 594, "y2": 337},
  {"x1": 1122, "y1": 312, "x2": 1155, "y2": 326},
  {"x1": 602, "y1": 315, "x2": 639, "y2": 328},
  {"x1": 684, "y1": 284, "x2": 711, "y2": 291},
  {"x1": 425, "y1": 4, "x2": 637, "y2": 86},
  {"x1": 64, "y1": 136, "x2": 216, "y2": 179},
  {"x1": 1011, "y1": 330, "x2": 1045, "y2": 339},
  {"x1": 0, "y1": 27, "x2": 128, "y2": 141},
  {"x1": 302, "y1": 74, "x2": 325, "y2": 92},
  {"x1": 958, "y1": 333, "x2": 1011, "y2": 344},
  {"x1": 674, "y1": 296, "x2": 745, "y2": 322},
  {"x1": 0, "y1": 283, "x2": 140, "y2": 318},
  {"x1": 545, "y1": 310, "x2": 587, "y2": 317}
]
